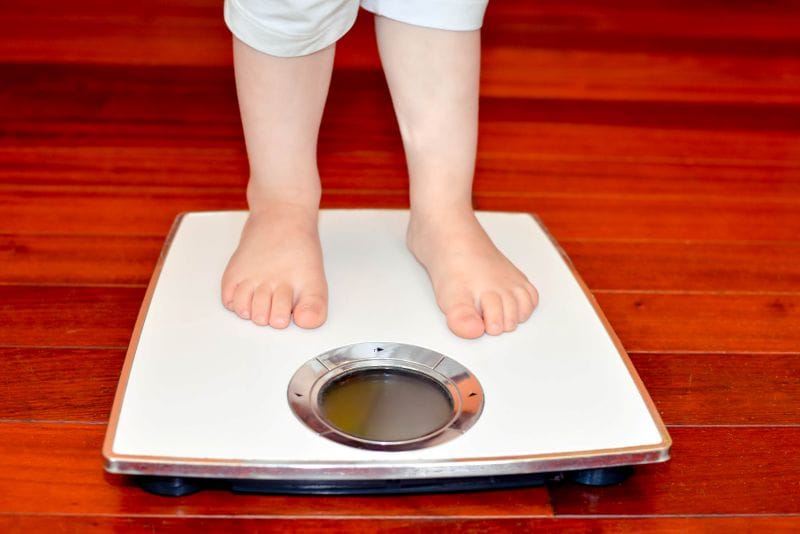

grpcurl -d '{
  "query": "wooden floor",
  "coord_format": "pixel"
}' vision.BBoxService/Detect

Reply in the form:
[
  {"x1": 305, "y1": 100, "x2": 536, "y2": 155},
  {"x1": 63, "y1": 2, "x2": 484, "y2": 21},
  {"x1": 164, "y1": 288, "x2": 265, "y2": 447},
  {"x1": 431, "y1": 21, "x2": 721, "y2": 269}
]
[{"x1": 1, "y1": 0, "x2": 799, "y2": 531}]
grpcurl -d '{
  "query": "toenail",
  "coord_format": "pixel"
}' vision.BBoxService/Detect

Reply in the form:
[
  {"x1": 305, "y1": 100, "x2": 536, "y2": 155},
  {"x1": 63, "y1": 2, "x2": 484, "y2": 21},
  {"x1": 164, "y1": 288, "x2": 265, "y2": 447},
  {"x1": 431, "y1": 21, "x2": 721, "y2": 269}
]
[{"x1": 240, "y1": 311, "x2": 250, "y2": 319}]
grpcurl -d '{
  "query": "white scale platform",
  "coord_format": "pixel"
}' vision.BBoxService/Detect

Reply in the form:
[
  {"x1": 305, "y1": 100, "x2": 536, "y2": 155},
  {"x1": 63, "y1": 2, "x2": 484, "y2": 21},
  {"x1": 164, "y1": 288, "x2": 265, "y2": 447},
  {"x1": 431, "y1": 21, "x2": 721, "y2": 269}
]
[{"x1": 103, "y1": 210, "x2": 670, "y2": 490}]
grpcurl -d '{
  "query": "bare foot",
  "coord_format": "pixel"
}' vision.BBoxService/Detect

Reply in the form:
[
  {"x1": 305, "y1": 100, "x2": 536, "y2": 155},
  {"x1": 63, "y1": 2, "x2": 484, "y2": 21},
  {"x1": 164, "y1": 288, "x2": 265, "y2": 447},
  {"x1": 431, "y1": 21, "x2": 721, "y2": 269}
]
[
  {"x1": 407, "y1": 209, "x2": 539, "y2": 339},
  {"x1": 221, "y1": 202, "x2": 327, "y2": 329}
]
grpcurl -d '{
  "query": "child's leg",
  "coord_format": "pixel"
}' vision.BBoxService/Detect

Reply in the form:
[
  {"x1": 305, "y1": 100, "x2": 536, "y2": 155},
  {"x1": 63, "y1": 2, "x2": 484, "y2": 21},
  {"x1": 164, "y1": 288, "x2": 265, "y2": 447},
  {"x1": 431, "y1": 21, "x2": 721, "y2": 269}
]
[
  {"x1": 374, "y1": 16, "x2": 538, "y2": 338},
  {"x1": 221, "y1": 37, "x2": 333, "y2": 329}
]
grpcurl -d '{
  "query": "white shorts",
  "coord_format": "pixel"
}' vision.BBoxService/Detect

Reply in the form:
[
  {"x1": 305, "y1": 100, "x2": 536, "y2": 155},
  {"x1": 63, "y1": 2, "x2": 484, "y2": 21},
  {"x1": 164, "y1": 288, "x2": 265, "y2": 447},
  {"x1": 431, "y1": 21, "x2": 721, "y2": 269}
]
[{"x1": 224, "y1": 0, "x2": 489, "y2": 57}]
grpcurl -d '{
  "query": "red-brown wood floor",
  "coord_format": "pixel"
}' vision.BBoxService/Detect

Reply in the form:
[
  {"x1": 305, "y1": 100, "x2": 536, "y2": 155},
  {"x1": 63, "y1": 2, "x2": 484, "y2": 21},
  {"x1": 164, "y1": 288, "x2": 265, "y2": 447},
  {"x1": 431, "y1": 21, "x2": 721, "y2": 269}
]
[{"x1": 1, "y1": 1, "x2": 799, "y2": 532}]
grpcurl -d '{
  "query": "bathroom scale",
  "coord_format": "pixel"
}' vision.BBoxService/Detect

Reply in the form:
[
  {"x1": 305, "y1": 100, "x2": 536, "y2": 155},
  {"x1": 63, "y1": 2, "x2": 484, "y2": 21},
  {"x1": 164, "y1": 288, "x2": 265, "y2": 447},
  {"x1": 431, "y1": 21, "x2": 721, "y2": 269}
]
[{"x1": 103, "y1": 210, "x2": 670, "y2": 496}]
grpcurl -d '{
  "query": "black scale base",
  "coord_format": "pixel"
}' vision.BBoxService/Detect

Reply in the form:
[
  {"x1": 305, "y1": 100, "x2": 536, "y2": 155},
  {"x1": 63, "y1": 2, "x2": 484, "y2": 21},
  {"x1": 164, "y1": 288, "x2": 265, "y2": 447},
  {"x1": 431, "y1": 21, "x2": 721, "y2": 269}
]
[{"x1": 137, "y1": 466, "x2": 634, "y2": 497}]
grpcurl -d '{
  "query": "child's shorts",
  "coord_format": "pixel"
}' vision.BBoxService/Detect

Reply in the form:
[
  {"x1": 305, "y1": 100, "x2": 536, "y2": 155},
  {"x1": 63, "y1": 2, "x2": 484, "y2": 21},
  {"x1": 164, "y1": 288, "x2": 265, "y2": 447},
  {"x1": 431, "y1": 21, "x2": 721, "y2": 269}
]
[{"x1": 224, "y1": 0, "x2": 489, "y2": 57}]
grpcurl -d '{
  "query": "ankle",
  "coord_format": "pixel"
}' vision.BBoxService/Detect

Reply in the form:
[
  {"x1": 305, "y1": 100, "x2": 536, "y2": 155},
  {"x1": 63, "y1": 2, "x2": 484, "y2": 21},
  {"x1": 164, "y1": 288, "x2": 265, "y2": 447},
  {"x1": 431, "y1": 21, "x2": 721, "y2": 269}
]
[
  {"x1": 246, "y1": 179, "x2": 321, "y2": 213},
  {"x1": 409, "y1": 201, "x2": 475, "y2": 231},
  {"x1": 407, "y1": 203, "x2": 476, "y2": 255}
]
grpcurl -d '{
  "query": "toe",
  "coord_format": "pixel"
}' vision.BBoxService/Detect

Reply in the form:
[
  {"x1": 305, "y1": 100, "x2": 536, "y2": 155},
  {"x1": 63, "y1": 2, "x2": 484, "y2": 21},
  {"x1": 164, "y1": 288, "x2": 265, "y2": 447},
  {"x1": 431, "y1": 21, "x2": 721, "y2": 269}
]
[
  {"x1": 221, "y1": 271, "x2": 239, "y2": 311},
  {"x1": 480, "y1": 291, "x2": 505, "y2": 336},
  {"x1": 445, "y1": 302, "x2": 485, "y2": 339},
  {"x1": 501, "y1": 291, "x2": 519, "y2": 332},
  {"x1": 221, "y1": 279, "x2": 237, "y2": 311},
  {"x1": 251, "y1": 285, "x2": 272, "y2": 325},
  {"x1": 513, "y1": 285, "x2": 535, "y2": 322},
  {"x1": 293, "y1": 292, "x2": 327, "y2": 329},
  {"x1": 231, "y1": 282, "x2": 254, "y2": 319},
  {"x1": 269, "y1": 285, "x2": 293, "y2": 329},
  {"x1": 525, "y1": 281, "x2": 539, "y2": 309}
]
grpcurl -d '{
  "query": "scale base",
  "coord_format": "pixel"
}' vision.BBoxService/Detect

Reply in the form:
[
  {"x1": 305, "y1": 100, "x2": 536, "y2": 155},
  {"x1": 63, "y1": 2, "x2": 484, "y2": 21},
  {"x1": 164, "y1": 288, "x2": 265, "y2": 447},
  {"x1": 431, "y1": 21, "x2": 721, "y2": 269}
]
[{"x1": 137, "y1": 467, "x2": 633, "y2": 497}]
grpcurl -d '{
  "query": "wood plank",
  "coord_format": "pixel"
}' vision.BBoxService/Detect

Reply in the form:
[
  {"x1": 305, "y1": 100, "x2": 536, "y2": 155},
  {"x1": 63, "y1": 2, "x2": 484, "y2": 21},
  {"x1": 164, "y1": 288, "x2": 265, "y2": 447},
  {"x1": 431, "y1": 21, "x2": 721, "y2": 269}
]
[
  {"x1": 562, "y1": 240, "x2": 800, "y2": 292},
  {"x1": 1, "y1": 516, "x2": 798, "y2": 533},
  {"x1": 483, "y1": 1, "x2": 800, "y2": 43},
  {"x1": 0, "y1": 234, "x2": 162, "y2": 286},
  {"x1": 0, "y1": 146, "x2": 249, "y2": 189},
  {"x1": 0, "y1": 423, "x2": 552, "y2": 516},
  {"x1": 630, "y1": 354, "x2": 800, "y2": 425},
  {"x1": 476, "y1": 121, "x2": 800, "y2": 172},
  {"x1": 3, "y1": 287, "x2": 799, "y2": 353},
  {"x1": 550, "y1": 427, "x2": 800, "y2": 515},
  {"x1": 596, "y1": 292, "x2": 800, "y2": 353},
  {"x1": 473, "y1": 158, "x2": 800, "y2": 199},
  {"x1": 0, "y1": 348, "x2": 124, "y2": 422},
  {"x1": 0, "y1": 286, "x2": 141, "y2": 348},
  {"x1": 0, "y1": 0, "x2": 233, "y2": 67},
  {"x1": 0, "y1": 188, "x2": 249, "y2": 238},
  {"x1": 0, "y1": 64, "x2": 243, "y2": 146},
  {"x1": 498, "y1": 195, "x2": 800, "y2": 242},
  {"x1": 480, "y1": 48, "x2": 800, "y2": 104},
  {"x1": 2, "y1": 348, "x2": 797, "y2": 427},
  {"x1": 3, "y1": 187, "x2": 799, "y2": 241}
]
